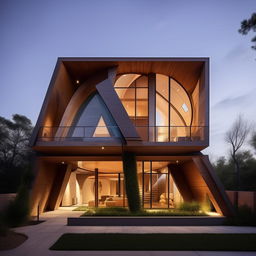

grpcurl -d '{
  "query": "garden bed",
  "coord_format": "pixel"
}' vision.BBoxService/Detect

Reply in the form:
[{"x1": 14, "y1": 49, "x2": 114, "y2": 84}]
[
  {"x1": 70, "y1": 205, "x2": 224, "y2": 226},
  {"x1": 74, "y1": 206, "x2": 208, "y2": 216}
]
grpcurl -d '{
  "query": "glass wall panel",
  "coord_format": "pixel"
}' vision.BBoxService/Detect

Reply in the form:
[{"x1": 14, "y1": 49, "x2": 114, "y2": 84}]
[
  {"x1": 115, "y1": 88, "x2": 135, "y2": 118},
  {"x1": 156, "y1": 94, "x2": 169, "y2": 142},
  {"x1": 151, "y1": 161, "x2": 168, "y2": 208},
  {"x1": 170, "y1": 79, "x2": 192, "y2": 126},
  {"x1": 69, "y1": 93, "x2": 121, "y2": 139},
  {"x1": 114, "y1": 73, "x2": 194, "y2": 142},
  {"x1": 136, "y1": 88, "x2": 148, "y2": 117},
  {"x1": 156, "y1": 74, "x2": 169, "y2": 100},
  {"x1": 136, "y1": 75, "x2": 148, "y2": 87},
  {"x1": 139, "y1": 161, "x2": 184, "y2": 209},
  {"x1": 170, "y1": 107, "x2": 188, "y2": 141},
  {"x1": 115, "y1": 74, "x2": 140, "y2": 87},
  {"x1": 114, "y1": 74, "x2": 149, "y2": 132}
]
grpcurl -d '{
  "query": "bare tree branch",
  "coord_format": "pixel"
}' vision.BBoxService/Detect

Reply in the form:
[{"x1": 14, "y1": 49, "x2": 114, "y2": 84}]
[{"x1": 225, "y1": 115, "x2": 251, "y2": 200}]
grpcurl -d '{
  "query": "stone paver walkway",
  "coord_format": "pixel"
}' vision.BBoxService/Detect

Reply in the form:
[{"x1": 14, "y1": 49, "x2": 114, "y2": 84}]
[{"x1": 1, "y1": 208, "x2": 256, "y2": 256}]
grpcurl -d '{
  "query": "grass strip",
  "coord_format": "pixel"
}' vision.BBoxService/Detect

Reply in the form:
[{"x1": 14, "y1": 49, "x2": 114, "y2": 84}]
[{"x1": 50, "y1": 233, "x2": 256, "y2": 251}]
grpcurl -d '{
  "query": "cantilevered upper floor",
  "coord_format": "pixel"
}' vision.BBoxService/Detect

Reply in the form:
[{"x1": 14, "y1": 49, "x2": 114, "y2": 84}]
[{"x1": 30, "y1": 57, "x2": 209, "y2": 155}]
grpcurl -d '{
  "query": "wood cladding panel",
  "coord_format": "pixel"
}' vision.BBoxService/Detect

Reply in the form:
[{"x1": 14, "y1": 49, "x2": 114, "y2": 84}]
[{"x1": 63, "y1": 59, "x2": 205, "y2": 93}]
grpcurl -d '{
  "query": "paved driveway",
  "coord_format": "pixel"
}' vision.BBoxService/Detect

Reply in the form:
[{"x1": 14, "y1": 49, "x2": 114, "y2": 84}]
[{"x1": 1, "y1": 208, "x2": 256, "y2": 256}]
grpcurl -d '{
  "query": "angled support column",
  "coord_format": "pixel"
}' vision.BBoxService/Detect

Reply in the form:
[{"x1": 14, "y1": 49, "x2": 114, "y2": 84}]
[
  {"x1": 96, "y1": 68, "x2": 141, "y2": 141},
  {"x1": 47, "y1": 164, "x2": 72, "y2": 210},
  {"x1": 193, "y1": 155, "x2": 235, "y2": 216},
  {"x1": 30, "y1": 160, "x2": 58, "y2": 215},
  {"x1": 169, "y1": 164, "x2": 194, "y2": 202}
]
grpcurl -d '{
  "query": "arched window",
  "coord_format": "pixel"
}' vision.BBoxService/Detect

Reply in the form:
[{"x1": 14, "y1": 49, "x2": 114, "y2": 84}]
[
  {"x1": 156, "y1": 74, "x2": 192, "y2": 142},
  {"x1": 114, "y1": 74, "x2": 149, "y2": 140},
  {"x1": 115, "y1": 73, "x2": 192, "y2": 142}
]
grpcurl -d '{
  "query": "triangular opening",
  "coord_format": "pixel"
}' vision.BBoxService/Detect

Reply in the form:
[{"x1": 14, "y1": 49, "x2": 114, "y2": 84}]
[{"x1": 93, "y1": 116, "x2": 111, "y2": 137}]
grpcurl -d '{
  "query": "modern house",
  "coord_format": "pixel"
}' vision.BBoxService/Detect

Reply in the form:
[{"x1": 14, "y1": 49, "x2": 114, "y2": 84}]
[{"x1": 30, "y1": 57, "x2": 234, "y2": 216}]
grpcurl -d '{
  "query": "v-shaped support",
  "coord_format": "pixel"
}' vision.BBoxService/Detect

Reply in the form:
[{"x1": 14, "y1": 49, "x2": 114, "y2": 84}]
[{"x1": 96, "y1": 68, "x2": 141, "y2": 141}]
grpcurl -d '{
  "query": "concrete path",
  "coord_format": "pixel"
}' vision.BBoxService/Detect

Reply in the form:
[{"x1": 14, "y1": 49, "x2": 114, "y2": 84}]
[{"x1": 1, "y1": 208, "x2": 256, "y2": 256}]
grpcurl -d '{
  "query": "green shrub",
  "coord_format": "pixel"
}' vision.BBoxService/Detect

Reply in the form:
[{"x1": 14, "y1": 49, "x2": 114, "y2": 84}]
[
  {"x1": 3, "y1": 168, "x2": 32, "y2": 228},
  {"x1": 80, "y1": 207, "x2": 207, "y2": 216},
  {"x1": 4, "y1": 184, "x2": 29, "y2": 227},
  {"x1": 224, "y1": 205, "x2": 256, "y2": 226},
  {"x1": 178, "y1": 201, "x2": 201, "y2": 212},
  {"x1": 122, "y1": 152, "x2": 141, "y2": 212}
]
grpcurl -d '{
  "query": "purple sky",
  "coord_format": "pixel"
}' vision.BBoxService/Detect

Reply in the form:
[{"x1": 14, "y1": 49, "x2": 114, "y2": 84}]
[{"x1": 0, "y1": 0, "x2": 255, "y2": 159}]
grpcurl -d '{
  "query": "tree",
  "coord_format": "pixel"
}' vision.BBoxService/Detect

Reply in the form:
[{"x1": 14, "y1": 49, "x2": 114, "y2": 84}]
[
  {"x1": 0, "y1": 114, "x2": 32, "y2": 166},
  {"x1": 0, "y1": 114, "x2": 33, "y2": 193},
  {"x1": 225, "y1": 115, "x2": 250, "y2": 208},
  {"x1": 238, "y1": 13, "x2": 256, "y2": 50},
  {"x1": 250, "y1": 131, "x2": 256, "y2": 151},
  {"x1": 213, "y1": 151, "x2": 256, "y2": 191}
]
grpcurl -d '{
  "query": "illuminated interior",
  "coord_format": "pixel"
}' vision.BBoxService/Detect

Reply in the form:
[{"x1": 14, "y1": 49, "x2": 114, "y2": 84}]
[
  {"x1": 114, "y1": 73, "x2": 194, "y2": 142},
  {"x1": 61, "y1": 161, "x2": 183, "y2": 209}
]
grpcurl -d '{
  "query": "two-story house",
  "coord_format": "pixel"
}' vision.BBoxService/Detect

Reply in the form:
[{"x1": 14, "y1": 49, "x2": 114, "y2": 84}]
[{"x1": 29, "y1": 57, "x2": 233, "y2": 216}]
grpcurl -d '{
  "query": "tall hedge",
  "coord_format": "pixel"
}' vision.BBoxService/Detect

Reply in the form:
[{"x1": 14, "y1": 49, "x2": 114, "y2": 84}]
[
  {"x1": 4, "y1": 167, "x2": 33, "y2": 227},
  {"x1": 122, "y1": 152, "x2": 141, "y2": 212}
]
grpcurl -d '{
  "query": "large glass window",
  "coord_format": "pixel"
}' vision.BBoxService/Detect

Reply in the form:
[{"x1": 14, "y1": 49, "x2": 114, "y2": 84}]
[
  {"x1": 115, "y1": 73, "x2": 193, "y2": 142},
  {"x1": 138, "y1": 161, "x2": 183, "y2": 209},
  {"x1": 156, "y1": 94, "x2": 169, "y2": 142},
  {"x1": 156, "y1": 74, "x2": 192, "y2": 142},
  {"x1": 170, "y1": 79, "x2": 192, "y2": 126},
  {"x1": 114, "y1": 74, "x2": 149, "y2": 140}
]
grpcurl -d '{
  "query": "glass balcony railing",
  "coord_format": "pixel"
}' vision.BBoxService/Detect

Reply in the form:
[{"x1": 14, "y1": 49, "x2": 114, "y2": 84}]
[{"x1": 37, "y1": 126, "x2": 208, "y2": 143}]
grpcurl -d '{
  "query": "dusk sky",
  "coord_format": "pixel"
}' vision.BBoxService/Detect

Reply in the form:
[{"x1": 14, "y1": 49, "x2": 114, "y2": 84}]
[{"x1": 0, "y1": 0, "x2": 255, "y2": 160}]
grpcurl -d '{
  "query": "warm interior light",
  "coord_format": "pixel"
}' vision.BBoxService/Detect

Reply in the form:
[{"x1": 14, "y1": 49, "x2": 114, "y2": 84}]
[
  {"x1": 76, "y1": 80, "x2": 80, "y2": 84},
  {"x1": 176, "y1": 160, "x2": 179, "y2": 164},
  {"x1": 61, "y1": 161, "x2": 65, "y2": 164},
  {"x1": 101, "y1": 146, "x2": 105, "y2": 150}
]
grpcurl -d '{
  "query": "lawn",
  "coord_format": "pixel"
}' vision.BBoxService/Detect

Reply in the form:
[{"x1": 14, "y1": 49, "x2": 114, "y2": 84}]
[{"x1": 50, "y1": 233, "x2": 256, "y2": 251}]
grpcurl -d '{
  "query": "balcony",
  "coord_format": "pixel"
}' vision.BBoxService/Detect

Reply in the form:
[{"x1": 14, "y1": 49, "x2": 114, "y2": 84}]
[{"x1": 38, "y1": 126, "x2": 208, "y2": 143}]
